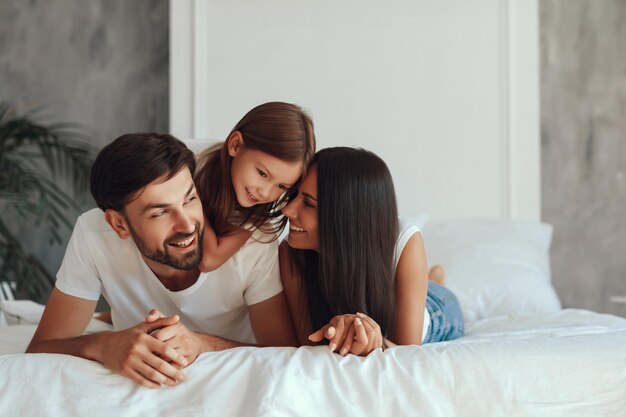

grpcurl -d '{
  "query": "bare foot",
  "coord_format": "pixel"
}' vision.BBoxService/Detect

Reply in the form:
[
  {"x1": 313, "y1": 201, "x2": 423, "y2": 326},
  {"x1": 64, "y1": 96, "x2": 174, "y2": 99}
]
[
  {"x1": 94, "y1": 311, "x2": 112, "y2": 324},
  {"x1": 428, "y1": 265, "x2": 446, "y2": 285}
]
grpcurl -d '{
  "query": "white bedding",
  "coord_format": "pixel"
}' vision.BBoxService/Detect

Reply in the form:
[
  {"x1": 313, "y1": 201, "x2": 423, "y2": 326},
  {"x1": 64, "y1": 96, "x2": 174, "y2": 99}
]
[{"x1": 1, "y1": 309, "x2": 625, "y2": 417}]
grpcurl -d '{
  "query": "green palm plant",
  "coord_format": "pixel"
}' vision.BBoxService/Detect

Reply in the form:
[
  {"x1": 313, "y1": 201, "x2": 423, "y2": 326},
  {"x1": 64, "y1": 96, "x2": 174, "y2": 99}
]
[{"x1": 0, "y1": 102, "x2": 97, "y2": 302}]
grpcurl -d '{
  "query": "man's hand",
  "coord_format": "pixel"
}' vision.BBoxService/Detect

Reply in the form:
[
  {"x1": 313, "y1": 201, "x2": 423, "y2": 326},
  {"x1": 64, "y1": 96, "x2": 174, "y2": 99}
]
[
  {"x1": 100, "y1": 315, "x2": 189, "y2": 389},
  {"x1": 144, "y1": 309, "x2": 203, "y2": 365},
  {"x1": 26, "y1": 289, "x2": 187, "y2": 389},
  {"x1": 308, "y1": 312, "x2": 383, "y2": 357}
]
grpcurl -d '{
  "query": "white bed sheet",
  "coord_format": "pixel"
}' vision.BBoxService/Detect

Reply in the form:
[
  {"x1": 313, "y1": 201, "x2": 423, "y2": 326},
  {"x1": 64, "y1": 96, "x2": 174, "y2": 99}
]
[{"x1": 1, "y1": 309, "x2": 625, "y2": 417}]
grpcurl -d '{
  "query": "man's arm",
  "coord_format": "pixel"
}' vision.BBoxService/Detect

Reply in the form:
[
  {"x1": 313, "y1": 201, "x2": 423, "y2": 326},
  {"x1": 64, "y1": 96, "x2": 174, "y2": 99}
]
[
  {"x1": 27, "y1": 288, "x2": 97, "y2": 355},
  {"x1": 175, "y1": 292, "x2": 297, "y2": 350},
  {"x1": 278, "y1": 241, "x2": 313, "y2": 346},
  {"x1": 248, "y1": 292, "x2": 298, "y2": 347},
  {"x1": 27, "y1": 288, "x2": 188, "y2": 388},
  {"x1": 145, "y1": 308, "x2": 247, "y2": 354},
  {"x1": 146, "y1": 293, "x2": 298, "y2": 355}
]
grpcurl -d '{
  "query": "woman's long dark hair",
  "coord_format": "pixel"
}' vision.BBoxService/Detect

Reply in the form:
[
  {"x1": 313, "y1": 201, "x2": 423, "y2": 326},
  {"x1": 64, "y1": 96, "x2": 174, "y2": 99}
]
[
  {"x1": 289, "y1": 147, "x2": 399, "y2": 336},
  {"x1": 195, "y1": 102, "x2": 316, "y2": 238}
]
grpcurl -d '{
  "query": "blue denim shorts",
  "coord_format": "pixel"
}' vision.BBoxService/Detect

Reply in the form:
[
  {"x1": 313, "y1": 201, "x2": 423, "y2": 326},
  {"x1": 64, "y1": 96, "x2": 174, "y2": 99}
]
[{"x1": 422, "y1": 281, "x2": 464, "y2": 344}]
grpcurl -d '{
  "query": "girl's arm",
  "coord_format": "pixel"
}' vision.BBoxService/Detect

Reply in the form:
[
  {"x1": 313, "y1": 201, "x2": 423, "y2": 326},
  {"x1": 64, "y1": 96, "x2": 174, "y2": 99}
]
[
  {"x1": 278, "y1": 241, "x2": 314, "y2": 346},
  {"x1": 388, "y1": 231, "x2": 429, "y2": 345},
  {"x1": 199, "y1": 221, "x2": 252, "y2": 272}
]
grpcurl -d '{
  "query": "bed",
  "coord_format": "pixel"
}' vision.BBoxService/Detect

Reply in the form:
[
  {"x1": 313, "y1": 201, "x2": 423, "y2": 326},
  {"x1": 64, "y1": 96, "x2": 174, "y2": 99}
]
[{"x1": 1, "y1": 219, "x2": 625, "y2": 416}]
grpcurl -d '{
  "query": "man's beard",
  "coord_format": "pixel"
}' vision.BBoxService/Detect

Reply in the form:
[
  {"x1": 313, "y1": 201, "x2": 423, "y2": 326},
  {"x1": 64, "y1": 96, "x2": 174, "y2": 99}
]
[{"x1": 126, "y1": 219, "x2": 204, "y2": 271}]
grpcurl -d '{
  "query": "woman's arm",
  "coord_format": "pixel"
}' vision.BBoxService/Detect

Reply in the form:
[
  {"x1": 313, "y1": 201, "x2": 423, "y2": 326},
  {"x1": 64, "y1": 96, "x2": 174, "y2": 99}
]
[
  {"x1": 199, "y1": 221, "x2": 252, "y2": 272},
  {"x1": 389, "y1": 232, "x2": 429, "y2": 345},
  {"x1": 303, "y1": 232, "x2": 429, "y2": 354},
  {"x1": 278, "y1": 241, "x2": 314, "y2": 346}
]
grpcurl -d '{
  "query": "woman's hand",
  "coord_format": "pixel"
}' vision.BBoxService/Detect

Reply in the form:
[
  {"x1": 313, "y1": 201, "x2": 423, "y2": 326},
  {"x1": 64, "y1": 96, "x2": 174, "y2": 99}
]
[
  {"x1": 308, "y1": 314, "x2": 358, "y2": 354},
  {"x1": 353, "y1": 312, "x2": 384, "y2": 355},
  {"x1": 308, "y1": 312, "x2": 383, "y2": 356}
]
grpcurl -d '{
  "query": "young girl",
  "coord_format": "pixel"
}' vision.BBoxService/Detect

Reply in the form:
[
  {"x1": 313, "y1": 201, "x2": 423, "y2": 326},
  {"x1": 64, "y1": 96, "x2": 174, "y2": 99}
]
[
  {"x1": 279, "y1": 147, "x2": 464, "y2": 356},
  {"x1": 195, "y1": 102, "x2": 316, "y2": 272}
]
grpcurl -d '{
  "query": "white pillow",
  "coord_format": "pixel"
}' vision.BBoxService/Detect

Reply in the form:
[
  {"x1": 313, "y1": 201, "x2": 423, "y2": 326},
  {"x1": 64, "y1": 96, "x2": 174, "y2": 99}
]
[
  {"x1": 400, "y1": 212, "x2": 430, "y2": 230},
  {"x1": 422, "y1": 219, "x2": 561, "y2": 323},
  {"x1": 0, "y1": 299, "x2": 44, "y2": 325}
]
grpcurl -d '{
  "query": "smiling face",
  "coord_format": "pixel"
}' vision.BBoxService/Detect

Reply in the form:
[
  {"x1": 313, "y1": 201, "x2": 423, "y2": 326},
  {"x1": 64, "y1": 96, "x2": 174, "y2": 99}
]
[
  {"x1": 228, "y1": 132, "x2": 303, "y2": 208},
  {"x1": 108, "y1": 167, "x2": 205, "y2": 272},
  {"x1": 282, "y1": 164, "x2": 320, "y2": 252}
]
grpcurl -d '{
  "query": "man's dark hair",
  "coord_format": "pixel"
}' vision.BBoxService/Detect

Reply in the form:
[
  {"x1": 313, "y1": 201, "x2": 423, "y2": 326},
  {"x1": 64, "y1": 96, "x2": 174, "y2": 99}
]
[{"x1": 90, "y1": 133, "x2": 196, "y2": 211}]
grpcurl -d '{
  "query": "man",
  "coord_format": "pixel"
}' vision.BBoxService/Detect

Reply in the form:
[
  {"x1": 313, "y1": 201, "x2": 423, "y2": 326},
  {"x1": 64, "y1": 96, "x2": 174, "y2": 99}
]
[{"x1": 27, "y1": 133, "x2": 296, "y2": 388}]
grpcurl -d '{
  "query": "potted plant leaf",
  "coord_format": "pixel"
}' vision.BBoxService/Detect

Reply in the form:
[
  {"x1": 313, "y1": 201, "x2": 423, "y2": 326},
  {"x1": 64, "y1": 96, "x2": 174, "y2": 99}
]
[{"x1": 0, "y1": 102, "x2": 97, "y2": 302}]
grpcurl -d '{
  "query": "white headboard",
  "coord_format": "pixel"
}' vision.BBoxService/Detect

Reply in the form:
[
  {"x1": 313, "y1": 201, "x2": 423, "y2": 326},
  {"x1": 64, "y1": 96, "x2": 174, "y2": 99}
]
[{"x1": 170, "y1": 0, "x2": 539, "y2": 221}]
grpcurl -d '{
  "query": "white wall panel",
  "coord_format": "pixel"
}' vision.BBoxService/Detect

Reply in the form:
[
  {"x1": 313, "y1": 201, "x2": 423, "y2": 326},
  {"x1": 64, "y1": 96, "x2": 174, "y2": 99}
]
[{"x1": 171, "y1": 0, "x2": 539, "y2": 221}]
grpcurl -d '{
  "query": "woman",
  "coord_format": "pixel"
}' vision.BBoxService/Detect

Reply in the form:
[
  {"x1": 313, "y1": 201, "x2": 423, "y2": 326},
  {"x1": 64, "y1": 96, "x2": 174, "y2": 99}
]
[{"x1": 279, "y1": 147, "x2": 464, "y2": 356}]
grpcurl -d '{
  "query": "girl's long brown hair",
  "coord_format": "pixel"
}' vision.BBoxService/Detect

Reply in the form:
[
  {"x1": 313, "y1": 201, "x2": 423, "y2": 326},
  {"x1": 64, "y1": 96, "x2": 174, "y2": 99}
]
[{"x1": 195, "y1": 102, "x2": 316, "y2": 238}]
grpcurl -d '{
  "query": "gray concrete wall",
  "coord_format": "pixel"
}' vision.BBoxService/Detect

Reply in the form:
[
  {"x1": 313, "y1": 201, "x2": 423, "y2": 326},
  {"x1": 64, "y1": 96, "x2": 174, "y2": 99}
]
[
  {"x1": 2, "y1": 0, "x2": 624, "y2": 317},
  {"x1": 0, "y1": 0, "x2": 168, "y2": 301},
  {"x1": 540, "y1": 0, "x2": 626, "y2": 317},
  {"x1": 1, "y1": 0, "x2": 168, "y2": 138}
]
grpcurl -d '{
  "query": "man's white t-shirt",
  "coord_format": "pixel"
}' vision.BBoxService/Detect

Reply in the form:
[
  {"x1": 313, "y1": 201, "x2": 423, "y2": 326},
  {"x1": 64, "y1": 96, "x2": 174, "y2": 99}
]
[
  {"x1": 55, "y1": 208, "x2": 283, "y2": 344},
  {"x1": 394, "y1": 217, "x2": 431, "y2": 343}
]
